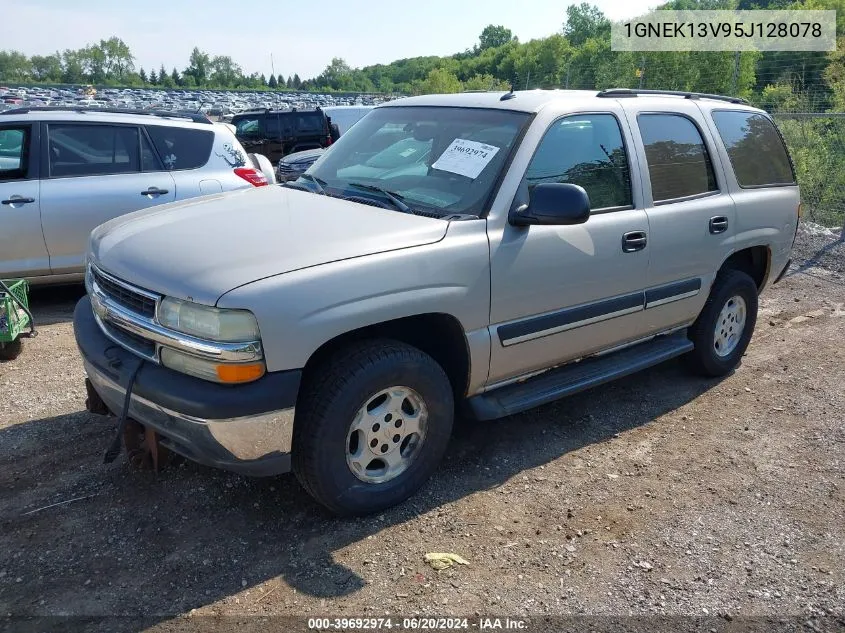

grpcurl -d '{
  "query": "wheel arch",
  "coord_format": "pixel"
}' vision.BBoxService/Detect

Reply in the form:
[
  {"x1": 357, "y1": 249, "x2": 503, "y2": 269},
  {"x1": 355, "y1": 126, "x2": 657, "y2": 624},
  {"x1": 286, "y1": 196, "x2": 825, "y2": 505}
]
[
  {"x1": 298, "y1": 312, "x2": 472, "y2": 405},
  {"x1": 718, "y1": 245, "x2": 771, "y2": 291}
]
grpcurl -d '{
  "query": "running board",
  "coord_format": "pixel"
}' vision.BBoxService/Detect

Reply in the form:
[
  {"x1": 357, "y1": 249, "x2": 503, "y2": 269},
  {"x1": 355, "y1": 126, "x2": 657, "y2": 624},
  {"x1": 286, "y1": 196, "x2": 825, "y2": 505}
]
[{"x1": 467, "y1": 332, "x2": 693, "y2": 421}]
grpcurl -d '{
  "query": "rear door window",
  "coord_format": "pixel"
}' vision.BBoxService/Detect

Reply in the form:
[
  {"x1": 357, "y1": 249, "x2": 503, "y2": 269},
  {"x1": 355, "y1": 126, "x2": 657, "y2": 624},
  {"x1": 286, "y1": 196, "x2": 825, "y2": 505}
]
[
  {"x1": 282, "y1": 112, "x2": 326, "y2": 136},
  {"x1": 0, "y1": 126, "x2": 29, "y2": 180},
  {"x1": 145, "y1": 126, "x2": 214, "y2": 171},
  {"x1": 711, "y1": 111, "x2": 795, "y2": 187},
  {"x1": 264, "y1": 114, "x2": 283, "y2": 140},
  {"x1": 638, "y1": 114, "x2": 718, "y2": 203},
  {"x1": 48, "y1": 124, "x2": 140, "y2": 178}
]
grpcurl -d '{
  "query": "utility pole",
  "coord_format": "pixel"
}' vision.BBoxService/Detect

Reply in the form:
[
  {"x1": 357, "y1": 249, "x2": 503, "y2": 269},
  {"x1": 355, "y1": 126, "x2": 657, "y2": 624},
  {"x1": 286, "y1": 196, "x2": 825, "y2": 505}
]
[
  {"x1": 270, "y1": 53, "x2": 275, "y2": 79},
  {"x1": 638, "y1": 55, "x2": 646, "y2": 89},
  {"x1": 731, "y1": 51, "x2": 740, "y2": 95},
  {"x1": 565, "y1": 65, "x2": 571, "y2": 89},
  {"x1": 525, "y1": 71, "x2": 531, "y2": 90}
]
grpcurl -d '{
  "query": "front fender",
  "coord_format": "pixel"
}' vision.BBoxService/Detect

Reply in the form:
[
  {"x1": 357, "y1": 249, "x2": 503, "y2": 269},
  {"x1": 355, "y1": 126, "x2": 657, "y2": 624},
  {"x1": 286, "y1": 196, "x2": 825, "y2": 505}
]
[{"x1": 216, "y1": 222, "x2": 491, "y2": 377}]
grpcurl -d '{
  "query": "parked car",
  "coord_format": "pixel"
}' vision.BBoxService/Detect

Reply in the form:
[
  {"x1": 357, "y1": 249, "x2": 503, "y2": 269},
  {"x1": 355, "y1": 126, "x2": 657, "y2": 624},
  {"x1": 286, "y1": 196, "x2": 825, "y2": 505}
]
[
  {"x1": 276, "y1": 106, "x2": 374, "y2": 181},
  {"x1": 75, "y1": 89, "x2": 799, "y2": 515},
  {"x1": 0, "y1": 107, "x2": 269, "y2": 284},
  {"x1": 231, "y1": 108, "x2": 333, "y2": 165}
]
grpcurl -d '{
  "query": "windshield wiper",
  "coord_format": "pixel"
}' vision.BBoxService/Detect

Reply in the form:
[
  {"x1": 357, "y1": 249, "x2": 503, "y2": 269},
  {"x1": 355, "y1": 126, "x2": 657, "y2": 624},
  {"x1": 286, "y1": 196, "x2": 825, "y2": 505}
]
[
  {"x1": 299, "y1": 173, "x2": 328, "y2": 195},
  {"x1": 347, "y1": 182, "x2": 412, "y2": 214}
]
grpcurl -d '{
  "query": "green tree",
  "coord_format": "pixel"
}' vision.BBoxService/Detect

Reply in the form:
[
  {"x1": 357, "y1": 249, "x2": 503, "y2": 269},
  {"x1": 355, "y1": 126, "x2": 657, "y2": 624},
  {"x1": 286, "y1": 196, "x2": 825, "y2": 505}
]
[
  {"x1": 139, "y1": 67, "x2": 148, "y2": 84},
  {"x1": 171, "y1": 67, "x2": 181, "y2": 86},
  {"x1": 292, "y1": 73, "x2": 302, "y2": 89},
  {"x1": 61, "y1": 49, "x2": 85, "y2": 83},
  {"x1": 80, "y1": 44, "x2": 107, "y2": 83},
  {"x1": 0, "y1": 51, "x2": 32, "y2": 82},
  {"x1": 415, "y1": 68, "x2": 462, "y2": 94},
  {"x1": 478, "y1": 25, "x2": 515, "y2": 51},
  {"x1": 562, "y1": 3, "x2": 610, "y2": 46},
  {"x1": 148, "y1": 68, "x2": 158, "y2": 85},
  {"x1": 185, "y1": 47, "x2": 210, "y2": 86},
  {"x1": 209, "y1": 55, "x2": 241, "y2": 87},
  {"x1": 159, "y1": 64, "x2": 174, "y2": 87},
  {"x1": 286, "y1": 75, "x2": 293, "y2": 88},
  {"x1": 268, "y1": 74, "x2": 278, "y2": 88},
  {"x1": 99, "y1": 36, "x2": 134, "y2": 80},
  {"x1": 30, "y1": 53, "x2": 62, "y2": 82}
]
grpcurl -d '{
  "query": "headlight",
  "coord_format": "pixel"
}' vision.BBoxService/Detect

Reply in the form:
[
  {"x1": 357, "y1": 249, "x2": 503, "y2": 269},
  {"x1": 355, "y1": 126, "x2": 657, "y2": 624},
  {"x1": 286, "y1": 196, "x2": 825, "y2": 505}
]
[{"x1": 158, "y1": 297, "x2": 260, "y2": 342}]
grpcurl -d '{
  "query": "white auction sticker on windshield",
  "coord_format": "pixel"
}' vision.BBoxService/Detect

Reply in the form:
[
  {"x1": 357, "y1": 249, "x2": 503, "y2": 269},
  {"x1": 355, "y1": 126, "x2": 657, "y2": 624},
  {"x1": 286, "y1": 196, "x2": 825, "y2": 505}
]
[{"x1": 432, "y1": 138, "x2": 500, "y2": 179}]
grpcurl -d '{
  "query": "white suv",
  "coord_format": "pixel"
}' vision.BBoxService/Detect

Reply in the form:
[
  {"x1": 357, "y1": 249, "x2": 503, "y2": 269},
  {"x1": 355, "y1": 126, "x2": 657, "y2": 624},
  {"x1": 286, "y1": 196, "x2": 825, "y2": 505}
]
[{"x1": 0, "y1": 107, "x2": 269, "y2": 285}]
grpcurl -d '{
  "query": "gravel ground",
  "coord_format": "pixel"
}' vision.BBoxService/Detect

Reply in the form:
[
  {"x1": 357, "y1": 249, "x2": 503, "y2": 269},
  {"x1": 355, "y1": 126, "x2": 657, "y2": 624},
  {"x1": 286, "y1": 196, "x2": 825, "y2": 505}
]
[{"x1": 0, "y1": 227, "x2": 843, "y2": 633}]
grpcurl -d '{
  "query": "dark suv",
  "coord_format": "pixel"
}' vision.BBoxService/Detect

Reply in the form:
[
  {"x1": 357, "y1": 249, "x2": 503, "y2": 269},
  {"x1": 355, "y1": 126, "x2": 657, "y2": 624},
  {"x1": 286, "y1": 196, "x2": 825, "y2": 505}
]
[{"x1": 231, "y1": 108, "x2": 333, "y2": 164}]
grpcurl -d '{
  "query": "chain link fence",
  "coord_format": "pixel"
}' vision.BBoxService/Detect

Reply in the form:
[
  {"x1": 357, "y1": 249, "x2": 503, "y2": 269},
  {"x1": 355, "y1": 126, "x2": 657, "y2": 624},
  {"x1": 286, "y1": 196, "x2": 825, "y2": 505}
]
[{"x1": 772, "y1": 113, "x2": 845, "y2": 232}]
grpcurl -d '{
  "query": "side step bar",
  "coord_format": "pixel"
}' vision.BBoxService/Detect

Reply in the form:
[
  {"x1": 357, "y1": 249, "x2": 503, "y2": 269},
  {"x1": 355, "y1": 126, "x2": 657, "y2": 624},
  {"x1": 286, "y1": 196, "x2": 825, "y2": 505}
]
[{"x1": 467, "y1": 332, "x2": 694, "y2": 421}]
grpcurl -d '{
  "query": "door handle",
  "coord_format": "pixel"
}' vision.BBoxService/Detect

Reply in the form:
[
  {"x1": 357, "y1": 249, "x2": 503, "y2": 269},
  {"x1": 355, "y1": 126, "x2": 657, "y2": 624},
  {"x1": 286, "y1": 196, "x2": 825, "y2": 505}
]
[
  {"x1": 140, "y1": 188, "x2": 169, "y2": 196},
  {"x1": 709, "y1": 216, "x2": 729, "y2": 234},
  {"x1": 622, "y1": 231, "x2": 647, "y2": 253},
  {"x1": 1, "y1": 196, "x2": 35, "y2": 205}
]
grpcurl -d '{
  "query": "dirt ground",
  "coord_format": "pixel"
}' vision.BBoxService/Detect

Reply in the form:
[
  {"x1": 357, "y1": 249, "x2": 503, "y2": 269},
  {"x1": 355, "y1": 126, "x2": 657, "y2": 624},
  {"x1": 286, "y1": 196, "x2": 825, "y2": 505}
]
[{"x1": 1, "y1": 228, "x2": 844, "y2": 633}]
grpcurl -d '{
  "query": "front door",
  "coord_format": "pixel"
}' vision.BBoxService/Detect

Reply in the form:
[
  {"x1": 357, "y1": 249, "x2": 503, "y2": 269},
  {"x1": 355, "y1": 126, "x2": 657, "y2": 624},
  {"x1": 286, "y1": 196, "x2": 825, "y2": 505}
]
[
  {"x1": 0, "y1": 123, "x2": 49, "y2": 278},
  {"x1": 39, "y1": 122, "x2": 176, "y2": 275},
  {"x1": 487, "y1": 110, "x2": 651, "y2": 385}
]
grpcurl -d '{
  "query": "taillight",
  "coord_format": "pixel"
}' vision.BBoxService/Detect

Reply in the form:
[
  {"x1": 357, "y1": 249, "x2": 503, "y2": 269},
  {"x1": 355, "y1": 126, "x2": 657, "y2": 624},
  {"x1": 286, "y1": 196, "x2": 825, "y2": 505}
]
[
  {"x1": 234, "y1": 167, "x2": 269, "y2": 187},
  {"x1": 326, "y1": 136, "x2": 333, "y2": 146}
]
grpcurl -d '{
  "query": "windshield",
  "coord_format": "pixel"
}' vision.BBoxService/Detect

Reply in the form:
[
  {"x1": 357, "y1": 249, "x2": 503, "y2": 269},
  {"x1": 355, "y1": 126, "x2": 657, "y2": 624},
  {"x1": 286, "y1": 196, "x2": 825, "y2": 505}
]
[{"x1": 304, "y1": 106, "x2": 530, "y2": 216}]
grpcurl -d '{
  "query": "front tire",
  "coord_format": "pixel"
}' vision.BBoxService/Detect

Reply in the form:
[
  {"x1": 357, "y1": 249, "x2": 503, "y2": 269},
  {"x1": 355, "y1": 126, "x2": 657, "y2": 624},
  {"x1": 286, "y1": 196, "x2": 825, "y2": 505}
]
[
  {"x1": 292, "y1": 340, "x2": 454, "y2": 516},
  {"x1": 686, "y1": 269, "x2": 758, "y2": 377}
]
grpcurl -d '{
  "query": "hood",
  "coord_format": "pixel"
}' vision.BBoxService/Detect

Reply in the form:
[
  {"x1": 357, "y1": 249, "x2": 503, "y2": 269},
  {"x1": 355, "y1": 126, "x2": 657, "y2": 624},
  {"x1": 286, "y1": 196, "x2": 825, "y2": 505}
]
[
  {"x1": 90, "y1": 185, "x2": 448, "y2": 305},
  {"x1": 281, "y1": 148, "x2": 325, "y2": 165}
]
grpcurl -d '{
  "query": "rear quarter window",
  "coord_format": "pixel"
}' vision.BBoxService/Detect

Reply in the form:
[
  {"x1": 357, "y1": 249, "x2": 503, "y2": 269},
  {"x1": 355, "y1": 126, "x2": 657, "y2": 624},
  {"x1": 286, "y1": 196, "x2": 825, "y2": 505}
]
[
  {"x1": 145, "y1": 125, "x2": 214, "y2": 171},
  {"x1": 711, "y1": 111, "x2": 796, "y2": 188}
]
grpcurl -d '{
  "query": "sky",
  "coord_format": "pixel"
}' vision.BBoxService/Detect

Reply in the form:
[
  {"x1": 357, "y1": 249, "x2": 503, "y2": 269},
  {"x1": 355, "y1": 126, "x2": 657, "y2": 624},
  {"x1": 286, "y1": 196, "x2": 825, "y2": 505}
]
[{"x1": 5, "y1": 0, "x2": 658, "y2": 80}]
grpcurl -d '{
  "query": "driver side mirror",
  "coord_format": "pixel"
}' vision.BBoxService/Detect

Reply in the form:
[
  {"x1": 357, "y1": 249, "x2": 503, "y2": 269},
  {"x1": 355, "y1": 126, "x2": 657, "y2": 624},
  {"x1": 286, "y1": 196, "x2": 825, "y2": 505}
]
[{"x1": 509, "y1": 183, "x2": 591, "y2": 227}]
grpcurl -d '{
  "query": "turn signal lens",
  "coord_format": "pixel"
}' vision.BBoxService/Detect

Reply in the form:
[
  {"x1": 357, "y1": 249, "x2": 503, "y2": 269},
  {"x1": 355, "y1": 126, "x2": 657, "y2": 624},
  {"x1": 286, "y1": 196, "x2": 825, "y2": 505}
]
[
  {"x1": 160, "y1": 347, "x2": 265, "y2": 384},
  {"x1": 216, "y1": 363, "x2": 266, "y2": 384}
]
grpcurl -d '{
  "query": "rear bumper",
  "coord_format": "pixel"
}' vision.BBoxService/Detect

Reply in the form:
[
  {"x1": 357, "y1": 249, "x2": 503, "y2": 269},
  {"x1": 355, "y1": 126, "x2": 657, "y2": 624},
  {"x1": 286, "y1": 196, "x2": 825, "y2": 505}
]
[{"x1": 74, "y1": 296, "x2": 300, "y2": 476}]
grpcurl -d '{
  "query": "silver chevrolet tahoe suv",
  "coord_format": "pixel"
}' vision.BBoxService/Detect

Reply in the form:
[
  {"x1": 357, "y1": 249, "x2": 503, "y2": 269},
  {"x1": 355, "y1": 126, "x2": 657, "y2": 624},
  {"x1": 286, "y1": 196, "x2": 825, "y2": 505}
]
[{"x1": 74, "y1": 89, "x2": 800, "y2": 515}]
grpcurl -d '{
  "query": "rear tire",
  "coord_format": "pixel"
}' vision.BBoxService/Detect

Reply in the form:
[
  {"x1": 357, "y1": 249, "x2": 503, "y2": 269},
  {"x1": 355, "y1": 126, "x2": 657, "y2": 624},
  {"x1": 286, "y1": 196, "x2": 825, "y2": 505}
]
[
  {"x1": 686, "y1": 269, "x2": 758, "y2": 377},
  {"x1": 0, "y1": 338, "x2": 22, "y2": 361},
  {"x1": 292, "y1": 340, "x2": 454, "y2": 516}
]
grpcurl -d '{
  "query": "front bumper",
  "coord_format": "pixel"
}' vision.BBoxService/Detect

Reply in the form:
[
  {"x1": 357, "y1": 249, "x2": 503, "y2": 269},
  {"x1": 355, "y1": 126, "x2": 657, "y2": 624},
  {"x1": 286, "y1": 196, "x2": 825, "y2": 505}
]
[{"x1": 74, "y1": 296, "x2": 300, "y2": 476}]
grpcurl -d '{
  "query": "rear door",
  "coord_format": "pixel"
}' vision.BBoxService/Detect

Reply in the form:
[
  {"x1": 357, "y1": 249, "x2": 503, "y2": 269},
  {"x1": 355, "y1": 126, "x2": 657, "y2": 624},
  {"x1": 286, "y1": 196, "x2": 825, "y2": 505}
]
[
  {"x1": 39, "y1": 122, "x2": 176, "y2": 275},
  {"x1": 144, "y1": 124, "x2": 217, "y2": 199},
  {"x1": 621, "y1": 103, "x2": 736, "y2": 334},
  {"x1": 0, "y1": 123, "x2": 49, "y2": 278}
]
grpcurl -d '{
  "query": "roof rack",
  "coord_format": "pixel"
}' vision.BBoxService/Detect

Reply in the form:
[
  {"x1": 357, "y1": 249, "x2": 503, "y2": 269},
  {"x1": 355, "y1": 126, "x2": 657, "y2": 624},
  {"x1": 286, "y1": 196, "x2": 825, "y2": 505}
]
[
  {"x1": 596, "y1": 88, "x2": 748, "y2": 105},
  {"x1": 0, "y1": 106, "x2": 212, "y2": 124}
]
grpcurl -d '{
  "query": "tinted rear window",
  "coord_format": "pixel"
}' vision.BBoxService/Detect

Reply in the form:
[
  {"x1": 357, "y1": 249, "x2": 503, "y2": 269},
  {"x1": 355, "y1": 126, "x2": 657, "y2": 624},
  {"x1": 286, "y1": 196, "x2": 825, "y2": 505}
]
[
  {"x1": 280, "y1": 112, "x2": 326, "y2": 136},
  {"x1": 638, "y1": 114, "x2": 718, "y2": 202},
  {"x1": 145, "y1": 125, "x2": 214, "y2": 171},
  {"x1": 711, "y1": 111, "x2": 795, "y2": 187}
]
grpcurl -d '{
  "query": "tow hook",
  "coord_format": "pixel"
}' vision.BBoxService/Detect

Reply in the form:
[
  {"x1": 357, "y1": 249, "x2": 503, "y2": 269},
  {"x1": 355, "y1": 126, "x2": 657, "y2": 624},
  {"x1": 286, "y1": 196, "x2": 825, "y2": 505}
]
[{"x1": 123, "y1": 419, "x2": 171, "y2": 472}]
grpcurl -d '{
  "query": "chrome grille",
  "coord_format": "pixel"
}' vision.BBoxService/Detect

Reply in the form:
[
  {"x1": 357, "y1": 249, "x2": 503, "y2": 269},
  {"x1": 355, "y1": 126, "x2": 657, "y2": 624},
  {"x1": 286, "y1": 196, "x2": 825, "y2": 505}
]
[
  {"x1": 92, "y1": 268, "x2": 157, "y2": 318},
  {"x1": 99, "y1": 318, "x2": 156, "y2": 360}
]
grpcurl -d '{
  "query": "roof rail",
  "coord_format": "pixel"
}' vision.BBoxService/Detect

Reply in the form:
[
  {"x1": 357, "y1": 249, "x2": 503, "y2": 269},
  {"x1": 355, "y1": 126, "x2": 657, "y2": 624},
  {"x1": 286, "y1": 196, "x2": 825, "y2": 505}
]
[
  {"x1": 596, "y1": 88, "x2": 748, "y2": 105},
  {"x1": 0, "y1": 106, "x2": 212, "y2": 124}
]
